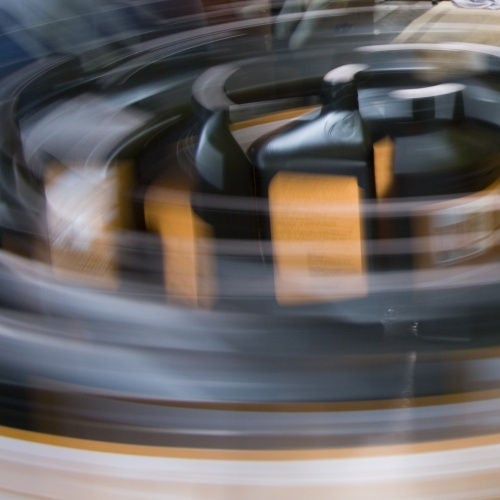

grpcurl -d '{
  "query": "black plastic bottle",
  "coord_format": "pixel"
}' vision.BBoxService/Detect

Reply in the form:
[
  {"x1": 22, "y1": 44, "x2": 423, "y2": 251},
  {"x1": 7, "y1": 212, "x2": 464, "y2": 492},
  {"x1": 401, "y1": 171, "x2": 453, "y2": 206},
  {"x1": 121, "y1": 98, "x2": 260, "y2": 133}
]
[
  {"x1": 248, "y1": 64, "x2": 376, "y2": 306},
  {"x1": 373, "y1": 81, "x2": 500, "y2": 340},
  {"x1": 193, "y1": 110, "x2": 263, "y2": 308},
  {"x1": 194, "y1": 110, "x2": 259, "y2": 240},
  {"x1": 380, "y1": 83, "x2": 499, "y2": 273}
]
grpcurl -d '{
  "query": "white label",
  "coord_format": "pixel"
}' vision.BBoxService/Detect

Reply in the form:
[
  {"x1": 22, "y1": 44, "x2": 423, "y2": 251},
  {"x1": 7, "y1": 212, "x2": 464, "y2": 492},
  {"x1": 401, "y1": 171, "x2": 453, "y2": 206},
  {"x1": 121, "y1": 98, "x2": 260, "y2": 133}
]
[{"x1": 421, "y1": 180, "x2": 498, "y2": 267}]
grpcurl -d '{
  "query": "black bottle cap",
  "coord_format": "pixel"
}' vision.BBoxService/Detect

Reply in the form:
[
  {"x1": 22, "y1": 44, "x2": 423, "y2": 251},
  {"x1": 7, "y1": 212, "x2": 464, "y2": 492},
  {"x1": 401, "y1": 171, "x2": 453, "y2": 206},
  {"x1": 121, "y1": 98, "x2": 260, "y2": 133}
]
[{"x1": 321, "y1": 64, "x2": 368, "y2": 111}]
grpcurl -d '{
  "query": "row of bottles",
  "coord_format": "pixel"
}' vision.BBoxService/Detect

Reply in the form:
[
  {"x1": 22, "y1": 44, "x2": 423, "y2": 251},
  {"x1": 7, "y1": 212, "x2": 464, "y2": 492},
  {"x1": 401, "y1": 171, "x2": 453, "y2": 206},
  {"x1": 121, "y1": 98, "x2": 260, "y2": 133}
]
[
  {"x1": 30, "y1": 57, "x2": 499, "y2": 316},
  {"x1": 191, "y1": 62, "x2": 499, "y2": 309}
]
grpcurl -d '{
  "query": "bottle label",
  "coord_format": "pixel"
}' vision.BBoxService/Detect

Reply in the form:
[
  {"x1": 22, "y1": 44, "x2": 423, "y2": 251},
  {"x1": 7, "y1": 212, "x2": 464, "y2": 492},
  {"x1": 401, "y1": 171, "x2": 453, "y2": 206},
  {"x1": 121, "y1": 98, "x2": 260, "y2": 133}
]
[
  {"x1": 373, "y1": 136, "x2": 394, "y2": 199},
  {"x1": 145, "y1": 176, "x2": 215, "y2": 308},
  {"x1": 269, "y1": 172, "x2": 366, "y2": 305},
  {"x1": 415, "y1": 179, "x2": 499, "y2": 270},
  {"x1": 45, "y1": 162, "x2": 131, "y2": 287}
]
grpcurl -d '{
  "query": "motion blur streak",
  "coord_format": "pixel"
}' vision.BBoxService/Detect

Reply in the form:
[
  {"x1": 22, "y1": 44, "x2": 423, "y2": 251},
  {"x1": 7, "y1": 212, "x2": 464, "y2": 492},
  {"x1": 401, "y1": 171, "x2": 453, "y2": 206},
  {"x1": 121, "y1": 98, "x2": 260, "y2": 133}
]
[
  {"x1": 3, "y1": 427, "x2": 500, "y2": 498},
  {"x1": 0, "y1": 0, "x2": 500, "y2": 498}
]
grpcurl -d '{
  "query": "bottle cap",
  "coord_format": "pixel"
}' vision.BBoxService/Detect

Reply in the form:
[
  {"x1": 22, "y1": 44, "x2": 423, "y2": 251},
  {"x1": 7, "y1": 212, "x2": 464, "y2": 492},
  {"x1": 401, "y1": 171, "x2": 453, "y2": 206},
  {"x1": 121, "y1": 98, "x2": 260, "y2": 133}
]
[{"x1": 321, "y1": 64, "x2": 368, "y2": 110}]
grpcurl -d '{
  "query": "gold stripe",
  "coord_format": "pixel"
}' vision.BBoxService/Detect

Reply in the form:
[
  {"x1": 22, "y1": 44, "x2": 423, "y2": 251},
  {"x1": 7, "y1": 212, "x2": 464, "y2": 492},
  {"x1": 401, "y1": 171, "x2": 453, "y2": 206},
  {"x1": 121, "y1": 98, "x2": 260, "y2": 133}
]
[
  {"x1": 102, "y1": 387, "x2": 500, "y2": 413},
  {"x1": 2, "y1": 424, "x2": 500, "y2": 461},
  {"x1": 230, "y1": 106, "x2": 319, "y2": 131}
]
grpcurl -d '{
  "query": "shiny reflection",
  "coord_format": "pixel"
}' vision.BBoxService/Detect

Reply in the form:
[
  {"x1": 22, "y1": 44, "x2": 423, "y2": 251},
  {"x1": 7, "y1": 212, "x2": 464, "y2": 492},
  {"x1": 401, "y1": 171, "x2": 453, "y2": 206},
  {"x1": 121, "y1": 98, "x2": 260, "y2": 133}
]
[{"x1": 0, "y1": 1, "x2": 499, "y2": 498}]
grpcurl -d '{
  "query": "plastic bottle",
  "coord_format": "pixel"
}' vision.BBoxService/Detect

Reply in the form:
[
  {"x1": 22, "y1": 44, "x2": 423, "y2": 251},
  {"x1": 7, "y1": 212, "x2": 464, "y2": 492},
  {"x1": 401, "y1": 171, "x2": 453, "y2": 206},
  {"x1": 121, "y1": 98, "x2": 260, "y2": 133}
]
[{"x1": 248, "y1": 64, "x2": 375, "y2": 305}]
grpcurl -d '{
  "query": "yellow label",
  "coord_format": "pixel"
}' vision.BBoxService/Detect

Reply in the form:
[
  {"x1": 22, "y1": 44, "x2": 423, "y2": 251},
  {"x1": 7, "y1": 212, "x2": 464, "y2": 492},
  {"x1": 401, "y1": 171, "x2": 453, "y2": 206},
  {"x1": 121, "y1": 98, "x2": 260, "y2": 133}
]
[
  {"x1": 44, "y1": 161, "x2": 131, "y2": 287},
  {"x1": 269, "y1": 172, "x2": 366, "y2": 305},
  {"x1": 145, "y1": 177, "x2": 215, "y2": 308},
  {"x1": 374, "y1": 136, "x2": 394, "y2": 199}
]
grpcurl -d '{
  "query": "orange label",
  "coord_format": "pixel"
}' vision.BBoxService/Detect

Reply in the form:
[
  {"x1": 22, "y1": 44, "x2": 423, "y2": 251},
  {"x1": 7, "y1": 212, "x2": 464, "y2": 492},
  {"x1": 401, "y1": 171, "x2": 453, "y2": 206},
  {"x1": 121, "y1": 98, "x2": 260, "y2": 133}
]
[
  {"x1": 269, "y1": 172, "x2": 366, "y2": 305},
  {"x1": 145, "y1": 177, "x2": 215, "y2": 308},
  {"x1": 374, "y1": 136, "x2": 394, "y2": 199}
]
